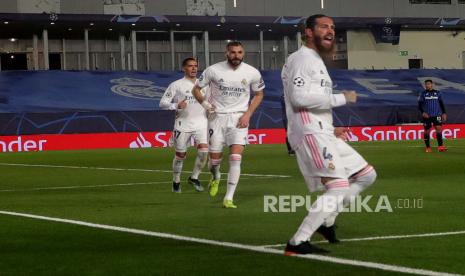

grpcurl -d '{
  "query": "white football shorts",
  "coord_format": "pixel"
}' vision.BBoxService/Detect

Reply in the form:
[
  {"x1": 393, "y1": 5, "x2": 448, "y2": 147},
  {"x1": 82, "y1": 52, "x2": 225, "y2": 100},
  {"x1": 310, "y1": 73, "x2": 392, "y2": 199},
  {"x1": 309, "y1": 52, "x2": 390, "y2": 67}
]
[
  {"x1": 208, "y1": 113, "x2": 248, "y2": 152},
  {"x1": 295, "y1": 133, "x2": 367, "y2": 192},
  {"x1": 172, "y1": 128, "x2": 208, "y2": 152}
]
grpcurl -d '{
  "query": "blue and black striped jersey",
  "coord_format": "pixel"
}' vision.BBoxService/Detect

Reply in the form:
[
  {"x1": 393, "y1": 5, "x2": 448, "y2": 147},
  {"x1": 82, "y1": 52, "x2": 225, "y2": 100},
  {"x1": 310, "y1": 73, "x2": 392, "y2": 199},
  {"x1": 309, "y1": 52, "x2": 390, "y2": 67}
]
[{"x1": 418, "y1": 89, "x2": 446, "y2": 117}]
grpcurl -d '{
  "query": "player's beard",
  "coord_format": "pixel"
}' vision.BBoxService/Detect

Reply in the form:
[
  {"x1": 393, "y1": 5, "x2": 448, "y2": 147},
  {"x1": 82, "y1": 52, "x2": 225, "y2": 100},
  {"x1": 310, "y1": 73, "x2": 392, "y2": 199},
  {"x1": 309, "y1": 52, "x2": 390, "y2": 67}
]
[
  {"x1": 314, "y1": 36, "x2": 335, "y2": 55},
  {"x1": 227, "y1": 56, "x2": 243, "y2": 67}
]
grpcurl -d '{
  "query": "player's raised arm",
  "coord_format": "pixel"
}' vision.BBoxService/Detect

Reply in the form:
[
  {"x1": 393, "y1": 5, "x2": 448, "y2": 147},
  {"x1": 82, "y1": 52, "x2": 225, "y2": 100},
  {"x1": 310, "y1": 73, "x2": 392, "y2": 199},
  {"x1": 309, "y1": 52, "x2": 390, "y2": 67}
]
[
  {"x1": 159, "y1": 84, "x2": 178, "y2": 110},
  {"x1": 192, "y1": 70, "x2": 215, "y2": 112},
  {"x1": 192, "y1": 84, "x2": 214, "y2": 112},
  {"x1": 192, "y1": 84, "x2": 205, "y2": 104},
  {"x1": 284, "y1": 68, "x2": 355, "y2": 110}
]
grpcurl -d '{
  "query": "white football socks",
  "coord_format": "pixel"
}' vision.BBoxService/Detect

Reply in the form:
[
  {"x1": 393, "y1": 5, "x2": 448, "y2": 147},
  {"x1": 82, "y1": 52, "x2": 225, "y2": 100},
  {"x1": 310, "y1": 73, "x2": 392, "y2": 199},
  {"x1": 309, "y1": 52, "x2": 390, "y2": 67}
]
[
  {"x1": 172, "y1": 155, "x2": 185, "y2": 183},
  {"x1": 191, "y1": 148, "x2": 208, "y2": 180},
  {"x1": 290, "y1": 179, "x2": 349, "y2": 245},
  {"x1": 208, "y1": 158, "x2": 222, "y2": 181},
  {"x1": 224, "y1": 154, "x2": 242, "y2": 201}
]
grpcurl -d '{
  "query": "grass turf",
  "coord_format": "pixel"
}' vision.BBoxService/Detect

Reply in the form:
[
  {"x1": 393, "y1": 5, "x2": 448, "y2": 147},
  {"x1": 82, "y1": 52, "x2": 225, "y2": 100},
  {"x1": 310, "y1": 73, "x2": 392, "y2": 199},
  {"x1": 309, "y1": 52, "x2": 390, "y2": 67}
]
[{"x1": 0, "y1": 139, "x2": 464, "y2": 275}]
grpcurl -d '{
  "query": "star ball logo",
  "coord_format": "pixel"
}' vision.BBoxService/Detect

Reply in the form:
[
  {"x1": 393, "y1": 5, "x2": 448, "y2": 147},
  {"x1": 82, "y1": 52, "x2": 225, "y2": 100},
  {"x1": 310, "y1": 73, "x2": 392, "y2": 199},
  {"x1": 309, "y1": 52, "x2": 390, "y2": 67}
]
[{"x1": 293, "y1": 77, "x2": 305, "y2": 87}]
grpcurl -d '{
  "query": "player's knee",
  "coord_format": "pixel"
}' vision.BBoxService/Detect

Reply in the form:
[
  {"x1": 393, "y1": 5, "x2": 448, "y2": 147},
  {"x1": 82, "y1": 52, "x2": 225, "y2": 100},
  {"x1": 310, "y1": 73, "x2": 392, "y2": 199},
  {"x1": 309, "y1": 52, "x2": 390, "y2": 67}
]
[
  {"x1": 229, "y1": 154, "x2": 242, "y2": 162},
  {"x1": 209, "y1": 158, "x2": 222, "y2": 167},
  {"x1": 366, "y1": 168, "x2": 377, "y2": 186},
  {"x1": 209, "y1": 151, "x2": 223, "y2": 160},
  {"x1": 324, "y1": 178, "x2": 350, "y2": 191},
  {"x1": 197, "y1": 148, "x2": 209, "y2": 163},
  {"x1": 175, "y1": 152, "x2": 187, "y2": 159},
  {"x1": 320, "y1": 177, "x2": 334, "y2": 185},
  {"x1": 352, "y1": 165, "x2": 377, "y2": 188}
]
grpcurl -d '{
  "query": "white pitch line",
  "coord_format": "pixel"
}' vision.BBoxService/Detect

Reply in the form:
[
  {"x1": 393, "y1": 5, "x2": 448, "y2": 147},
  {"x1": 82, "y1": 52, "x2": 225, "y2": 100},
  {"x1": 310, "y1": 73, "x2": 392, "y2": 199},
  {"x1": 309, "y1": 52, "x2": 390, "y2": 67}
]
[
  {"x1": 0, "y1": 181, "x2": 172, "y2": 192},
  {"x1": 0, "y1": 163, "x2": 291, "y2": 178},
  {"x1": 0, "y1": 177, "x2": 269, "y2": 193},
  {"x1": 261, "y1": 230, "x2": 465, "y2": 248},
  {"x1": 0, "y1": 211, "x2": 462, "y2": 276}
]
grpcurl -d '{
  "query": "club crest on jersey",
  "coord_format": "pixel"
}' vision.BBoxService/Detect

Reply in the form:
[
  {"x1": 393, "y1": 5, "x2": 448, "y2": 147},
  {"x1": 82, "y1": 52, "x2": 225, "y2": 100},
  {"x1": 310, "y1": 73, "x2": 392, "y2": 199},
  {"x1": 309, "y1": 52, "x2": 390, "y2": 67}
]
[
  {"x1": 241, "y1": 79, "x2": 248, "y2": 86},
  {"x1": 328, "y1": 162, "x2": 336, "y2": 170},
  {"x1": 293, "y1": 77, "x2": 305, "y2": 87}
]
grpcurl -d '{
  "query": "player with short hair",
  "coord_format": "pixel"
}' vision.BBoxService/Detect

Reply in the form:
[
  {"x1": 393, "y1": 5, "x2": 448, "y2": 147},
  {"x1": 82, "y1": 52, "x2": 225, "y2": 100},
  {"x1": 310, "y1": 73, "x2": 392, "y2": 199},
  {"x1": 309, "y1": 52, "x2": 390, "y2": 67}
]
[
  {"x1": 282, "y1": 14, "x2": 377, "y2": 254},
  {"x1": 418, "y1": 79, "x2": 447, "y2": 152},
  {"x1": 159, "y1": 57, "x2": 208, "y2": 193},
  {"x1": 192, "y1": 41, "x2": 265, "y2": 208}
]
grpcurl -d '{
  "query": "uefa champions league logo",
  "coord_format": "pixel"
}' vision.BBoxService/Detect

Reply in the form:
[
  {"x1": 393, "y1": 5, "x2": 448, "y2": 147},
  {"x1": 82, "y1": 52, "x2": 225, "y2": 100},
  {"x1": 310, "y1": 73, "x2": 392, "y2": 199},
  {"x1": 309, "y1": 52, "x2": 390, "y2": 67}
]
[{"x1": 110, "y1": 77, "x2": 166, "y2": 100}]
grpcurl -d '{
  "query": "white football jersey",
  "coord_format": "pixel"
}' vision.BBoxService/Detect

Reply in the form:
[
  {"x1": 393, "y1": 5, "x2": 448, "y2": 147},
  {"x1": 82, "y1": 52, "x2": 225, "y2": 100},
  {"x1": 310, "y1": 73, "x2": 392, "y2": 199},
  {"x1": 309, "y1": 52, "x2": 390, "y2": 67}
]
[
  {"x1": 196, "y1": 61, "x2": 265, "y2": 113},
  {"x1": 159, "y1": 77, "x2": 208, "y2": 132},
  {"x1": 281, "y1": 46, "x2": 347, "y2": 148}
]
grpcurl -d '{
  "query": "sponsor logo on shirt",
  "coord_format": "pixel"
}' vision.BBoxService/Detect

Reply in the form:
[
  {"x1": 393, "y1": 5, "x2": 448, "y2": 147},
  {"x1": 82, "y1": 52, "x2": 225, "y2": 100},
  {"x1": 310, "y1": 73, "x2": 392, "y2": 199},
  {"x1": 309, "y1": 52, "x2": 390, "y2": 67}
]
[
  {"x1": 219, "y1": 85, "x2": 246, "y2": 97},
  {"x1": 184, "y1": 95, "x2": 197, "y2": 103}
]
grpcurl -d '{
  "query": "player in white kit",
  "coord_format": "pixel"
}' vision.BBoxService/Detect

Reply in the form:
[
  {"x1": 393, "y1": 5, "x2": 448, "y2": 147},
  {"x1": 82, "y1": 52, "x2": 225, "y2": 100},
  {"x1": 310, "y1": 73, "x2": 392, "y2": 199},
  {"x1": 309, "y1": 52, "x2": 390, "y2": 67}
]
[
  {"x1": 192, "y1": 41, "x2": 265, "y2": 208},
  {"x1": 282, "y1": 15, "x2": 377, "y2": 254},
  {"x1": 159, "y1": 58, "x2": 208, "y2": 193}
]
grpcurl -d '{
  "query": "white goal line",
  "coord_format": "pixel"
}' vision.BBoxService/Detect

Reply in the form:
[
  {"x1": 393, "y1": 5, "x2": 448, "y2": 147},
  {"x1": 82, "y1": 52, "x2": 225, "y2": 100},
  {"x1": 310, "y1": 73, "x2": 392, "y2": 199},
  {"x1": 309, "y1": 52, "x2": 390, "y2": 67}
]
[{"x1": 0, "y1": 210, "x2": 462, "y2": 276}]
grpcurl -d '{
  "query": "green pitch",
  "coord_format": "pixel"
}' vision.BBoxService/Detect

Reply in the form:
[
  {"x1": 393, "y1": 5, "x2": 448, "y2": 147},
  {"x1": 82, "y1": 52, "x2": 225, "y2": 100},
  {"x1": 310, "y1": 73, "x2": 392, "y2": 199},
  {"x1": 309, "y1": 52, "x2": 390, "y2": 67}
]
[{"x1": 0, "y1": 140, "x2": 464, "y2": 275}]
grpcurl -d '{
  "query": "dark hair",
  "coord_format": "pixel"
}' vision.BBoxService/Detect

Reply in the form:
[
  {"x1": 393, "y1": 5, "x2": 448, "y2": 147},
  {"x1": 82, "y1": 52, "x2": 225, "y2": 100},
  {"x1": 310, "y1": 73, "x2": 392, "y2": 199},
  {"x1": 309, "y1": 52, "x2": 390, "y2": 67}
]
[
  {"x1": 182, "y1": 57, "x2": 197, "y2": 67},
  {"x1": 424, "y1": 79, "x2": 433, "y2": 84},
  {"x1": 305, "y1": 14, "x2": 330, "y2": 30},
  {"x1": 226, "y1": 41, "x2": 243, "y2": 50}
]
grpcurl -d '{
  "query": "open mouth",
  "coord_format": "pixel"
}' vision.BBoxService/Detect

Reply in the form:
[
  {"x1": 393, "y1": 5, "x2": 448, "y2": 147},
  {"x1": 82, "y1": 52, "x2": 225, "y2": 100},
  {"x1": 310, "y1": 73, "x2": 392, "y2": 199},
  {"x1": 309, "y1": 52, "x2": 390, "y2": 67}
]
[{"x1": 322, "y1": 36, "x2": 334, "y2": 46}]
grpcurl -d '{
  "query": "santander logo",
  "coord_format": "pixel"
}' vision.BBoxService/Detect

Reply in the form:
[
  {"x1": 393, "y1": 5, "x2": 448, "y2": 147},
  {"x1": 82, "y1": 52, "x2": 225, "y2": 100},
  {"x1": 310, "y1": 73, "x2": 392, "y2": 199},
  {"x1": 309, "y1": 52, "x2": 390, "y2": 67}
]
[
  {"x1": 129, "y1": 133, "x2": 152, "y2": 148},
  {"x1": 0, "y1": 136, "x2": 47, "y2": 152},
  {"x1": 350, "y1": 126, "x2": 461, "y2": 141}
]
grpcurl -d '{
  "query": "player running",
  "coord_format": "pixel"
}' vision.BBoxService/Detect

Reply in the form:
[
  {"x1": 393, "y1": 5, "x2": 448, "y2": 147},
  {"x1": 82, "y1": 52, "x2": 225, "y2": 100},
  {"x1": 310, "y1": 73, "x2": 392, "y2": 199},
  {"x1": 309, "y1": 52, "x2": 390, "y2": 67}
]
[
  {"x1": 159, "y1": 58, "x2": 209, "y2": 193},
  {"x1": 192, "y1": 41, "x2": 265, "y2": 208}
]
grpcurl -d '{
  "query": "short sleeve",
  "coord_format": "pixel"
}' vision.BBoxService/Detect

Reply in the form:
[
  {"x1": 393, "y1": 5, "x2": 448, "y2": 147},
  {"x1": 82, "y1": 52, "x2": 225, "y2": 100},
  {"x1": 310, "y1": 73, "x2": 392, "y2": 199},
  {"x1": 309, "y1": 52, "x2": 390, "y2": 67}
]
[
  {"x1": 196, "y1": 67, "x2": 212, "y2": 88},
  {"x1": 251, "y1": 70, "x2": 265, "y2": 92}
]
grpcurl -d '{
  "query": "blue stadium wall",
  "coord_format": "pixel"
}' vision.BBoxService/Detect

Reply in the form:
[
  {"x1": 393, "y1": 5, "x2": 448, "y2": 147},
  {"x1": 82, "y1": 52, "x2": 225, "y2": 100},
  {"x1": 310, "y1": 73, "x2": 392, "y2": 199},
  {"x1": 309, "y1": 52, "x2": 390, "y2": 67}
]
[{"x1": 1, "y1": 69, "x2": 465, "y2": 136}]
